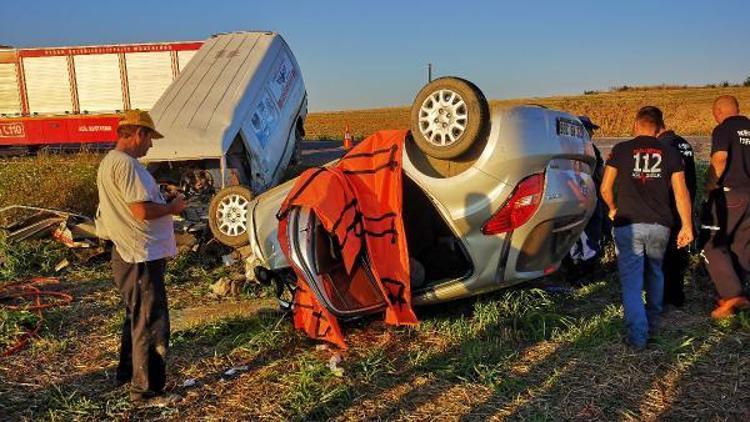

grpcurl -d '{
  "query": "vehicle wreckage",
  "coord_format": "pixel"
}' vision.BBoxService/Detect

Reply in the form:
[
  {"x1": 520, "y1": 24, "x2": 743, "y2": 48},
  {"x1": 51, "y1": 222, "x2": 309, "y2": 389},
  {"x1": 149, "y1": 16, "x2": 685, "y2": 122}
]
[
  {"x1": 246, "y1": 77, "x2": 598, "y2": 347},
  {"x1": 142, "y1": 31, "x2": 307, "y2": 249}
]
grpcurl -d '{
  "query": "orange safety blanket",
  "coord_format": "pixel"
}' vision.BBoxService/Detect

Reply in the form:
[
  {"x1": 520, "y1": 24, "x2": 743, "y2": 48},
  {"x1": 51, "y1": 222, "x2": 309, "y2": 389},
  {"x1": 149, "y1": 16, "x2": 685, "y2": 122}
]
[{"x1": 277, "y1": 130, "x2": 418, "y2": 349}]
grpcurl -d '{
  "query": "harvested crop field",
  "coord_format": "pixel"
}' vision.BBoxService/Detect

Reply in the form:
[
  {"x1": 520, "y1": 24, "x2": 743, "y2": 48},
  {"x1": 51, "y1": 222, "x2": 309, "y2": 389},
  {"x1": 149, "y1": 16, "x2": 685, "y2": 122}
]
[{"x1": 305, "y1": 86, "x2": 750, "y2": 140}]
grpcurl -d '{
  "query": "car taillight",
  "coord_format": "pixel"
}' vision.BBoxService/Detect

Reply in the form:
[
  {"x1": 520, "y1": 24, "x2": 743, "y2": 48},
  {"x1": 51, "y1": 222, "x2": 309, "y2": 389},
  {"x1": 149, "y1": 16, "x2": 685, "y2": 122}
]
[{"x1": 481, "y1": 173, "x2": 545, "y2": 235}]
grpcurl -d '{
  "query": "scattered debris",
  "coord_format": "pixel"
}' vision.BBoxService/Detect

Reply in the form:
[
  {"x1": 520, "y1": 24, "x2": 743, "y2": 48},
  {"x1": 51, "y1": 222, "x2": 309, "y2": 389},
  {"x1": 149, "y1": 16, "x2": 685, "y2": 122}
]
[
  {"x1": 0, "y1": 205, "x2": 98, "y2": 247},
  {"x1": 174, "y1": 231, "x2": 199, "y2": 254},
  {"x1": 1, "y1": 206, "x2": 93, "y2": 243},
  {"x1": 222, "y1": 253, "x2": 237, "y2": 267},
  {"x1": 54, "y1": 258, "x2": 70, "y2": 272},
  {"x1": 223, "y1": 365, "x2": 249, "y2": 378},
  {"x1": 327, "y1": 354, "x2": 344, "y2": 377},
  {"x1": 0, "y1": 277, "x2": 73, "y2": 356},
  {"x1": 244, "y1": 254, "x2": 263, "y2": 283},
  {"x1": 210, "y1": 277, "x2": 233, "y2": 297},
  {"x1": 209, "y1": 276, "x2": 245, "y2": 297},
  {"x1": 181, "y1": 378, "x2": 198, "y2": 388}
]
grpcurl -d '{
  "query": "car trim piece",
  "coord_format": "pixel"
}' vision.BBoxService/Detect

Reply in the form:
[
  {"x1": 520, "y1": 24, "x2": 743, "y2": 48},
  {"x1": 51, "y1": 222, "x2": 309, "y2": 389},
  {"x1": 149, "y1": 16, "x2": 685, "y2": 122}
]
[{"x1": 551, "y1": 218, "x2": 586, "y2": 233}]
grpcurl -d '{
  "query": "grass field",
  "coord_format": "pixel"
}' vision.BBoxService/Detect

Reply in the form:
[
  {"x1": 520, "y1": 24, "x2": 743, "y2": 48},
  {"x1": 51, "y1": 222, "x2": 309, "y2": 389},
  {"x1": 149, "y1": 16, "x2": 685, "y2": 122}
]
[
  {"x1": 305, "y1": 86, "x2": 750, "y2": 140},
  {"x1": 1, "y1": 154, "x2": 749, "y2": 419},
  {"x1": 1, "y1": 240, "x2": 748, "y2": 420},
  {"x1": 1, "y1": 86, "x2": 750, "y2": 419}
]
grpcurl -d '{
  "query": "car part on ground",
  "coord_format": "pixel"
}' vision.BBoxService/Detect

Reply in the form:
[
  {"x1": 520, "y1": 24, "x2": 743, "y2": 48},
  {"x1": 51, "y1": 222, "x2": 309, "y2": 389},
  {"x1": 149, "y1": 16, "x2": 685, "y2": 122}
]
[
  {"x1": 0, "y1": 205, "x2": 97, "y2": 246},
  {"x1": 410, "y1": 77, "x2": 489, "y2": 160},
  {"x1": 0, "y1": 205, "x2": 105, "y2": 267},
  {"x1": 142, "y1": 31, "x2": 307, "y2": 248}
]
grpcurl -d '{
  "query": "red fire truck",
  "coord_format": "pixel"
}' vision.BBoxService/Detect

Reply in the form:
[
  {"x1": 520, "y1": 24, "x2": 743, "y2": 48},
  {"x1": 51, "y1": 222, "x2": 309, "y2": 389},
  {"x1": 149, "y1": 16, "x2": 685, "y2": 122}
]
[{"x1": 0, "y1": 40, "x2": 202, "y2": 150}]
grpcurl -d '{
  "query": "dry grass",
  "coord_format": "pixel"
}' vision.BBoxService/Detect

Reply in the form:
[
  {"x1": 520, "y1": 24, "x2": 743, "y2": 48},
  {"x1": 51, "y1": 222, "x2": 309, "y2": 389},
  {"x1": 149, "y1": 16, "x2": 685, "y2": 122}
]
[
  {"x1": 1, "y1": 159, "x2": 748, "y2": 419},
  {"x1": 1, "y1": 252, "x2": 748, "y2": 420},
  {"x1": 0, "y1": 152, "x2": 102, "y2": 217},
  {"x1": 305, "y1": 86, "x2": 750, "y2": 139}
]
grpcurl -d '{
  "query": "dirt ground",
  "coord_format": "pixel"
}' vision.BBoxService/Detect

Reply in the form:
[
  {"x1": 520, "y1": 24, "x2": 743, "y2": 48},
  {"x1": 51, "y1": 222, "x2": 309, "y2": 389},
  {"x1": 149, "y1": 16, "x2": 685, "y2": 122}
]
[{"x1": 1, "y1": 247, "x2": 748, "y2": 421}]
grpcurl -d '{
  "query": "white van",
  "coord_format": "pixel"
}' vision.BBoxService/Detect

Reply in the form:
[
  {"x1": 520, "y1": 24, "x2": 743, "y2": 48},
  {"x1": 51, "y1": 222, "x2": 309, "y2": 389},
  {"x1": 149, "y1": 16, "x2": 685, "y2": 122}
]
[{"x1": 143, "y1": 31, "x2": 307, "y2": 247}]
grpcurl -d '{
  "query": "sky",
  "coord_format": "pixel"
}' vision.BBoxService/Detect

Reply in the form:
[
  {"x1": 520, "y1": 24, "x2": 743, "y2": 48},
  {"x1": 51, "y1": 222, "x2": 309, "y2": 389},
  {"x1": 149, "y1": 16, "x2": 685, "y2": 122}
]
[{"x1": 2, "y1": 0, "x2": 749, "y2": 112}]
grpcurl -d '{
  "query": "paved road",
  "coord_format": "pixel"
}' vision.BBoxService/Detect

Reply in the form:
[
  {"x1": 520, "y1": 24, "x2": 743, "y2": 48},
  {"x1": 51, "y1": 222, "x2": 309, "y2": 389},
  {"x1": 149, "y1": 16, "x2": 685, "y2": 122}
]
[{"x1": 299, "y1": 140, "x2": 351, "y2": 166}]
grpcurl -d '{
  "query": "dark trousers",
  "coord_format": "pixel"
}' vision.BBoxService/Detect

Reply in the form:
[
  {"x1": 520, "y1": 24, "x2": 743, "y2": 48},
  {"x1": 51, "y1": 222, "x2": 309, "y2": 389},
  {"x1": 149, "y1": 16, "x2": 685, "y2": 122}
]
[
  {"x1": 663, "y1": 231, "x2": 689, "y2": 306},
  {"x1": 111, "y1": 247, "x2": 170, "y2": 398},
  {"x1": 703, "y1": 190, "x2": 750, "y2": 299}
]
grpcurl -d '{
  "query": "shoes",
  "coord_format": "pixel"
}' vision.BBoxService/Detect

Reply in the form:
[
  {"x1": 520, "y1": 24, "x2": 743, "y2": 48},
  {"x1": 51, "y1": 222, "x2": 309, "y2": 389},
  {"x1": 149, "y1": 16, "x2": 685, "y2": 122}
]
[
  {"x1": 711, "y1": 296, "x2": 750, "y2": 320},
  {"x1": 114, "y1": 371, "x2": 131, "y2": 388},
  {"x1": 624, "y1": 337, "x2": 647, "y2": 351},
  {"x1": 130, "y1": 391, "x2": 182, "y2": 407},
  {"x1": 663, "y1": 294, "x2": 685, "y2": 308},
  {"x1": 114, "y1": 377, "x2": 130, "y2": 388}
]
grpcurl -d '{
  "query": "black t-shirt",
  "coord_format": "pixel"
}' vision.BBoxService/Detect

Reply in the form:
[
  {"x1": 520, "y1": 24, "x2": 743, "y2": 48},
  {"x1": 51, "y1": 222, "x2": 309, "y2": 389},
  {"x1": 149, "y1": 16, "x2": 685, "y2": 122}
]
[
  {"x1": 606, "y1": 136, "x2": 685, "y2": 228},
  {"x1": 711, "y1": 115, "x2": 750, "y2": 191},
  {"x1": 658, "y1": 131, "x2": 697, "y2": 226}
]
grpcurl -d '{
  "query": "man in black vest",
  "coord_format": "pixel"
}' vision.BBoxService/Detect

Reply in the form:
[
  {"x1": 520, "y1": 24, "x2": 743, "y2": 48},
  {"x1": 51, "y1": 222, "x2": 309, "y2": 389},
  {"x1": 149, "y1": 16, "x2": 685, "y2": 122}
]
[
  {"x1": 703, "y1": 95, "x2": 750, "y2": 318},
  {"x1": 657, "y1": 118, "x2": 697, "y2": 307}
]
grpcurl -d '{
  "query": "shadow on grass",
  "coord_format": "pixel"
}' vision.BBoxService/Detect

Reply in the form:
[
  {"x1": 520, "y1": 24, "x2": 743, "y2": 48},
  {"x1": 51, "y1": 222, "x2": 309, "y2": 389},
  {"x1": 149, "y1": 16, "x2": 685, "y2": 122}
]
[
  {"x1": 2, "y1": 306, "x2": 298, "y2": 420},
  {"x1": 282, "y1": 275, "x2": 746, "y2": 421},
  {"x1": 283, "y1": 281, "x2": 620, "y2": 420},
  {"x1": 468, "y1": 319, "x2": 729, "y2": 420}
]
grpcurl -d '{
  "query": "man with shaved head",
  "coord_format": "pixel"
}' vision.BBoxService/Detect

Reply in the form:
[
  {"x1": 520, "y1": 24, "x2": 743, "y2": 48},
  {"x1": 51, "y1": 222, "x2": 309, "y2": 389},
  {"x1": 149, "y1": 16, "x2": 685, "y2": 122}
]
[{"x1": 703, "y1": 95, "x2": 750, "y2": 318}]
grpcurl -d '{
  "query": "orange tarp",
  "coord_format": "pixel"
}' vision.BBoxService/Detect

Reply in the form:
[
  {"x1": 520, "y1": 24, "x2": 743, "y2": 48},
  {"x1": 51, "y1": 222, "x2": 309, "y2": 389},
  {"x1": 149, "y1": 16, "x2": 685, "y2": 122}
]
[{"x1": 277, "y1": 130, "x2": 418, "y2": 348}]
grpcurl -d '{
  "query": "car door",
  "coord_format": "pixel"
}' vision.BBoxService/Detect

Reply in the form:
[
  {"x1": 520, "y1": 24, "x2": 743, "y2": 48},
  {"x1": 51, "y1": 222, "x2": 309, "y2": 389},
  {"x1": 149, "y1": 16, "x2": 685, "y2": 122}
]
[{"x1": 286, "y1": 207, "x2": 388, "y2": 318}]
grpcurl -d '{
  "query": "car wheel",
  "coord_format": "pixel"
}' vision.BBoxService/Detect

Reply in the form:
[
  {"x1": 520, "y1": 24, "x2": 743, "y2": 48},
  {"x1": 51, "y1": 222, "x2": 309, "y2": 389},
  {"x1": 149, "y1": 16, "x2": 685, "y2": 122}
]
[
  {"x1": 410, "y1": 76, "x2": 489, "y2": 159},
  {"x1": 208, "y1": 186, "x2": 254, "y2": 247}
]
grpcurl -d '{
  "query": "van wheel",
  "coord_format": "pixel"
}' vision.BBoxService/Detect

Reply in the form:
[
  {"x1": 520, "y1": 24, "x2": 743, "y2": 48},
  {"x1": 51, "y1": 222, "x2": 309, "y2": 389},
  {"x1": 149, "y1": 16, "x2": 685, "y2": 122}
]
[
  {"x1": 410, "y1": 77, "x2": 489, "y2": 159},
  {"x1": 208, "y1": 186, "x2": 254, "y2": 247}
]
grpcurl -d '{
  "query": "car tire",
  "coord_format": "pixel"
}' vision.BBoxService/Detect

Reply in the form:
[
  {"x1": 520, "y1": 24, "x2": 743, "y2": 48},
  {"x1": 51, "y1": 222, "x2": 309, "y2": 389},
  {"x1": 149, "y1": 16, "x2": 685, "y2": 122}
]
[
  {"x1": 410, "y1": 77, "x2": 489, "y2": 160},
  {"x1": 208, "y1": 185, "x2": 254, "y2": 247}
]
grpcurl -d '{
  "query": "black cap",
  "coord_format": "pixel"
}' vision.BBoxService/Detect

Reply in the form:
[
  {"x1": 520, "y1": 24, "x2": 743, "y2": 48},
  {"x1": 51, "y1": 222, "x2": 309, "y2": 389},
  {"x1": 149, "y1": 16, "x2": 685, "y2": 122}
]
[{"x1": 578, "y1": 115, "x2": 600, "y2": 130}]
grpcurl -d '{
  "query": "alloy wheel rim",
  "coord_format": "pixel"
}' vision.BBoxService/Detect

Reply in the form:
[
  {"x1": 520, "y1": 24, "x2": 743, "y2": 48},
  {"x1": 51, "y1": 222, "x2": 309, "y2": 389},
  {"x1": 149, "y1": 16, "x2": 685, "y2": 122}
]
[{"x1": 418, "y1": 89, "x2": 468, "y2": 147}]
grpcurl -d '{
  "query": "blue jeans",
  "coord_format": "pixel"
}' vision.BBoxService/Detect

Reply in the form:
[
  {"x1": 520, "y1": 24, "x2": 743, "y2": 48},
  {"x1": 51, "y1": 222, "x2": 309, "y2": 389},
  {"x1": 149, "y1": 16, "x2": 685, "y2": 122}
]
[{"x1": 614, "y1": 223, "x2": 671, "y2": 347}]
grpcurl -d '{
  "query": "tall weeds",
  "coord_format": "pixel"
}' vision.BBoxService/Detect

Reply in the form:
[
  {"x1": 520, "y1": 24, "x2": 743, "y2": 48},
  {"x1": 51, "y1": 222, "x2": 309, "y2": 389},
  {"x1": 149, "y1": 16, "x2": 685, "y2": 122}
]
[{"x1": 0, "y1": 152, "x2": 101, "y2": 217}]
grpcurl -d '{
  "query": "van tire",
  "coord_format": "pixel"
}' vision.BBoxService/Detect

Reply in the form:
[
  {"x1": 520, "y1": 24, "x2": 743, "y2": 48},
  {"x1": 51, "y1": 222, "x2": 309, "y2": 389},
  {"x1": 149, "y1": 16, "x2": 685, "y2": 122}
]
[
  {"x1": 410, "y1": 77, "x2": 489, "y2": 159},
  {"x1": 208, "y1": 186, "x2": 254, "y2": 247}
]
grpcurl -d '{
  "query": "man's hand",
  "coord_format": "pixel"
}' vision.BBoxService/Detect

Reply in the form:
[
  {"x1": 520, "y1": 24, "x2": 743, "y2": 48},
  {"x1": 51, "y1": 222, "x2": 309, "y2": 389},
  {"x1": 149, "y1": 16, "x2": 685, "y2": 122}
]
[
  {"x1": 168, "y1": 195, "x2": 186, "y2": 215},
  {"x1": 130, "y1": 195, "x2": 185, "y2": 221},
  {"x1": 608, "y1": 208, "x2": 617, "y2": 221},
  {"x1": 676, "y1": 226, "x2": 694, "y2": 249}
]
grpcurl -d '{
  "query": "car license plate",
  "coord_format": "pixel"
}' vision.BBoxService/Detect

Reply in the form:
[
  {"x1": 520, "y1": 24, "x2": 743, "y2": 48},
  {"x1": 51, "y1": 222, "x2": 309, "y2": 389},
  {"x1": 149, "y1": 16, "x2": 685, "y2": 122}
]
[{"x1": 557, "y1": 118, "x2": 585, "y2": 138}]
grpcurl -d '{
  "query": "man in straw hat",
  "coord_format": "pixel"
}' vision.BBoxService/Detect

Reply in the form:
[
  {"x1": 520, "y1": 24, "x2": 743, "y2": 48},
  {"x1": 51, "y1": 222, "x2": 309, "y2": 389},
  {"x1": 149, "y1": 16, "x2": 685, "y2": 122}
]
[{"x1": 95, "y1": 110, "x2": 185, "y2": 403}]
